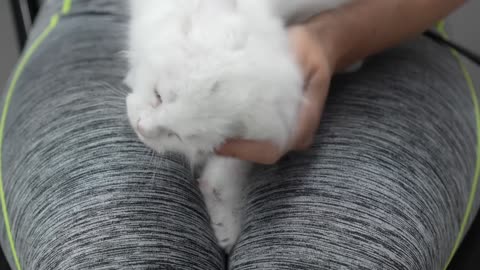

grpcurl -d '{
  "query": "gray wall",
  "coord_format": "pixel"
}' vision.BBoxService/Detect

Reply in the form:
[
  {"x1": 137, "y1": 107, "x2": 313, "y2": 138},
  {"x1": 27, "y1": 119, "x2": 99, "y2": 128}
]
[
  {"x1": 0, "y1": 0, "x2": 19, "y2": 89},
  {"x1": 449, "y1": 0, "x2": 480, "y2": 52}
]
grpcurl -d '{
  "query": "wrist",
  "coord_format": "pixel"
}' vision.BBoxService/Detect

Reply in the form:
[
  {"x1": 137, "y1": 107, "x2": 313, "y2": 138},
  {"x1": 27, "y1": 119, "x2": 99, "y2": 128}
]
[
  {"x1": 304, "y1": 11, "x2": 354, "y2": 72},
  {"x1": 303, "y1": 0, "x2": 467, "y2": 73}
]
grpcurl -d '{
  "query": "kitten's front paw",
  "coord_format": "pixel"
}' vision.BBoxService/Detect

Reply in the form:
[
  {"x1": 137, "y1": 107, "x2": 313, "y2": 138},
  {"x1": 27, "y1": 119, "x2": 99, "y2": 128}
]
[
  {"x1": 211, "y1": 206, "x2": 241, "y2": 253},
  {"x1": 198, "y1": 178, "x2": 241, "y2": 253}
]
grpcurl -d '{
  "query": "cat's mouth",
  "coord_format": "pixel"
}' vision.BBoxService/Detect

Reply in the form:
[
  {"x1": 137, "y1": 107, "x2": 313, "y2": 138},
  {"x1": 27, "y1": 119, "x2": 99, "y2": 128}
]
[{"x1": 135, "y1": 118, "x2": 182, "y2": 141}]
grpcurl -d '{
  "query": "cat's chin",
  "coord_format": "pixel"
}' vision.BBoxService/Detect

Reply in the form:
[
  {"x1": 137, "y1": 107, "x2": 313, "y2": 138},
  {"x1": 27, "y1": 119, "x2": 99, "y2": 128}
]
[{"x1": 138, "y1": 135, "x2": 215, "y2": 163}]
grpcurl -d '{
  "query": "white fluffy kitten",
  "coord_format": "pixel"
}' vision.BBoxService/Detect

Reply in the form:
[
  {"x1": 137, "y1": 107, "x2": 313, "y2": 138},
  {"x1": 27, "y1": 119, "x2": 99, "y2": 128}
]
[{"x1": 126, "y1": 0, "x2": 351, "y2": 252}]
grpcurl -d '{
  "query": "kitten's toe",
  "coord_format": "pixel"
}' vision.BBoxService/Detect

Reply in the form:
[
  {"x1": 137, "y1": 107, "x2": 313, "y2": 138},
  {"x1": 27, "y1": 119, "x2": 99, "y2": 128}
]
[
  {"x1": 211, "y1": 210, "x2": 241, "y2": 254},
  {"x1": 215, "y1": 229, "x2": 237, "y2": 254},
  {"x1": 219, "y1": 238, "x2": 235, "y2": 254}
]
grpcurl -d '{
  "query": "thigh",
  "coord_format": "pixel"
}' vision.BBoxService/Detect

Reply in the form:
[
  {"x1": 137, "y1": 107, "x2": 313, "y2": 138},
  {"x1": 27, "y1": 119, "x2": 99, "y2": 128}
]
[
  {"x1": 0, "y1": 1, "x2": 223, "y2": 269},
  {"x1": 230, "y1": 36, "x2": 480, "y2": 270}
]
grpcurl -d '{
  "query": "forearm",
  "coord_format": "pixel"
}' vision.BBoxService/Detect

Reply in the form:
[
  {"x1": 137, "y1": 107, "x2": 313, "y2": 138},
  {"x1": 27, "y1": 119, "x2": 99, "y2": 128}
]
[{"x1": 306, "y1": 0, "x2": 466, "y2": 70}]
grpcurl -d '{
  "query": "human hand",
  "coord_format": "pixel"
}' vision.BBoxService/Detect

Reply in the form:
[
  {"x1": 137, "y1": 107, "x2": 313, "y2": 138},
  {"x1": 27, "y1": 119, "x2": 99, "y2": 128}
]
[{"x1": 216, "y1": 25, "x2": 336, "y2": 164}]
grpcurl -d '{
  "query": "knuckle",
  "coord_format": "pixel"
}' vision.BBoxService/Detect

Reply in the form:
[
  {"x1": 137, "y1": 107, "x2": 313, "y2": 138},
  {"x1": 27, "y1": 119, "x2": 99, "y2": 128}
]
[
  {"x1": 297, "y1": 137, "x2": 314, "y2": 150},
  {"x1": 260, "y1": 151, "x2": 283, "y2": 165},
  {"x1": 261, "y1": 157, "x2": 281, "y2": 165}
]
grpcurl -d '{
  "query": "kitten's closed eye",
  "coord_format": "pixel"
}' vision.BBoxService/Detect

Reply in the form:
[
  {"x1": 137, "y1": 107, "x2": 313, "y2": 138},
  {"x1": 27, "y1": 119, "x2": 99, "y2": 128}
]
[{"x1": 154, "y1": 89, "x2": 163, "y2": 105}]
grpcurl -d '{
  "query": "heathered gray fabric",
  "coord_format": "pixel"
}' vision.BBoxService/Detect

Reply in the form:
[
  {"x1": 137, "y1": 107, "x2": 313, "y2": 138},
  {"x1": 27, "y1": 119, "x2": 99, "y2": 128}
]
[
  {"x1": 231, "y1": 41, "x2": 480, "y2": 270},
  {"x1": 1, "y1": 1, "x2": 479, "y2": 269},
  {"x1": 1, "y1": 1, "x2": 224, "y2": 270}
]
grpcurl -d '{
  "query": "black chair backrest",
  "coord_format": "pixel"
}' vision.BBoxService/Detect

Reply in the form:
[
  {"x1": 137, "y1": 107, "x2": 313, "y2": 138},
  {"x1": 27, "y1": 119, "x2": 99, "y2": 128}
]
[{"x1": 10, "y1": 0, "x2": 40, "y2": 49}]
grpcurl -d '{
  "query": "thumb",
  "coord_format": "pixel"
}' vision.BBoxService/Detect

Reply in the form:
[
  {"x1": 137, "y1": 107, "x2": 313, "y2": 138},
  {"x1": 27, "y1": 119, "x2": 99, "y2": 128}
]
[{"x1": 291, "y1": 71, "x2": 330, "y2": 150}]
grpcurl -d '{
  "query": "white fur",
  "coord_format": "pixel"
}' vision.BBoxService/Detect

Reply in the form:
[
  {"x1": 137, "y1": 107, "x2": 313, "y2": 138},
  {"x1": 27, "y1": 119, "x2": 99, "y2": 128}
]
[{"x1": 125, "y1": 0, "x2": 351, "y2": 253}]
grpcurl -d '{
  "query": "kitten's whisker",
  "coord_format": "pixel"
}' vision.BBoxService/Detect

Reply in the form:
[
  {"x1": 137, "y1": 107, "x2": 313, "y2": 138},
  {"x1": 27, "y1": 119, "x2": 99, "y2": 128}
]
[
  {"x1": 149, "y1": 149, "x2": 156, "y2": 165},
  {"x1": 96, "y1": 81, "x2": 128, "y2": 98},
  {"x1": 117, "y1": 50, "x2": 130, "y2": 59},
  {"x1": 151, "y1": 154, "x2": 158, "y2": 181}
]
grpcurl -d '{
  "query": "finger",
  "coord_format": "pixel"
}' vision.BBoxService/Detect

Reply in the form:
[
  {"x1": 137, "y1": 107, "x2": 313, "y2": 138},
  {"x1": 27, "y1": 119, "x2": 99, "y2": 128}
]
[
  {"x1": 291, "y1": 72, "x2": 330, "y2": 150},
  {"x1": 288, "y1": 27, "x2": 316, "y2": 82},
  {"x1": 216, "y1": 140, "x2": 284, "y2": 165},
  {"x1": 291, "y1": 99, "x2": 319, "y2": 150}
]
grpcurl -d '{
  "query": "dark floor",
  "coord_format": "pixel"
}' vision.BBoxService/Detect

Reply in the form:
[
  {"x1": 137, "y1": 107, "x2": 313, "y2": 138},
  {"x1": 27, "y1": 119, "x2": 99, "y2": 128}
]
[
  {"x1": 0, "y1": 213, "x2": 479, "y2": 269},
  {"x1": 0, "y1": 250, "x2": 8, "y2": 270},
  {"x1": 447, "y1": 212, "x2": 480, "y2": 270}
]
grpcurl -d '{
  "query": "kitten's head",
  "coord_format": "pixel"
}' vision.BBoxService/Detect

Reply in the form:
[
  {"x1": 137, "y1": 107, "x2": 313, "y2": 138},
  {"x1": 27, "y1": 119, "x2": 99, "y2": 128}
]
[
  {"x1": 125, "y1": 58, "x2": 247, "y2": 155},
  {"x1": 125, "y1": 3, "x2": 302, "y2": 156}
]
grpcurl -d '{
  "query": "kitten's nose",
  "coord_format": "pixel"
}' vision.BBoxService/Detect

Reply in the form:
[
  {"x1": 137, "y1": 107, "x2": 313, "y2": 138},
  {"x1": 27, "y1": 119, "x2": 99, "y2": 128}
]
[
  {"x1": 137, "y1": 119, "x2": 147, "y2": 137},
  {"x1": 137, "y1": 118, "x2": 156, "y2": 138},
  {"x1": 151, "y1": 99, "x2": 160, "y2": 108}
]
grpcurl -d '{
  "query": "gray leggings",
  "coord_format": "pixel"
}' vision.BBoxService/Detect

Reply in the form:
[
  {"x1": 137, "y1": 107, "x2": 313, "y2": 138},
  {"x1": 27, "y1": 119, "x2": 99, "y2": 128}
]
[{"x1": 1, "y1": 1, "x2": 479, "y2": 269}]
